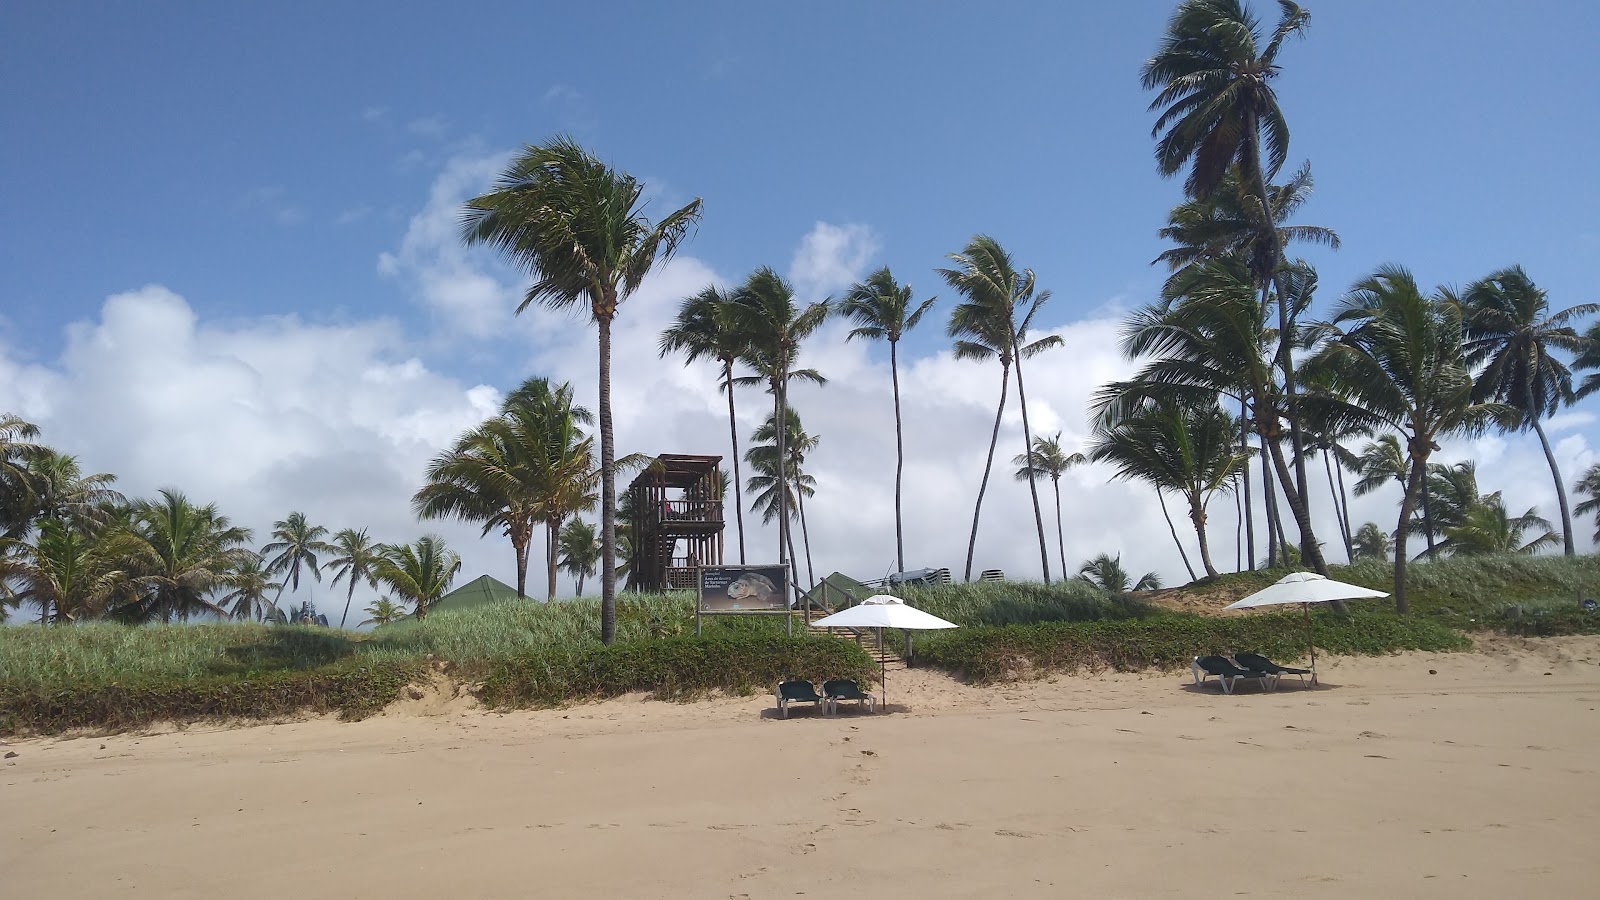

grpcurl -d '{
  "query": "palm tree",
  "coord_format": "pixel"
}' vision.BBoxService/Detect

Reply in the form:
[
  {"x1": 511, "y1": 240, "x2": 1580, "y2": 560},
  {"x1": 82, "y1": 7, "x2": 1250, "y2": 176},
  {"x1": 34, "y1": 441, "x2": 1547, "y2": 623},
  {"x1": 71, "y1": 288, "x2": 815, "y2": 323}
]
[
  {"x1": 217, "y1": 554, "x2": 281, "y2": 622},
  {"x1": 1573, "y1": 463, "x2": 1600, "y2": 546},
  {"x1": 1309, "y1": 266, "x2": 1513, "y2": 612},
  {"x1": 1350, "y1": 522, "x2": 1392, "y2": 562},
  {"x1": 464, "y1": 137, "x2": 702, "y2": 645},
  {"x1": 327, "y1": 527, "x2": 382, "y2": 629},
  {"x1": 373, "y1": 536, "x2": 462, "y2": 620},
  {"x1": 557, "y1": 517, "x2": 601, "y2": 596},
  {"x1": 1350, "y1": 434, "x2": 1437, "y2": 553},
  {"x1": 1077, "y1": 553, "x2": 1162, "y2": 594},
  {"x1": 1417, "y1": 460, "x2": 1479, "y2": 539},
  {"x1": 0, "y1": 414, "x2": 46, "y2": 538},
  {"x1": 748, "y1": 408, "x2": 821, "y2": 587},
  {"x1": 940, "y1": 236, "x2": 1064, "y2": 582},
  {"x1": 1462, "y1": 266, "x2": 1595, "y2": 557},
  {"x1": 1090, "y1": 397, "x2": 1248, "y2": 580},
  {"x1": 261, "y1": 512, "x2": 334, "y2": 606},
  {"x1": 1436, "y1": 493, "x2": 1560, "y2": 557},
  {"x1": 0, "y1": 518, "x2": 124, "y2": 623},
  {"x1": 728, "y1": 267, "x2": 829, "y2": 600},
  {"x1": 1143, "y1": 0, "x2": 1317, "y2": 551},
  {"x1": 360, "y1": 596, "x2": 410, "y2": 627},
  {"x1": 1013, "y1": 433, "x2": 1088, "y2": 578},
  {"x1": 840, "y1": 267, "x2": 937, "y2": 573},
  {"x1": 659, "y1": 286, "x2": 750, "y2": 563},
  {"x1": 119, "y1": 489, "x2": 254, "y2": 622},
  {"x1": 16, "y1": 450, "x2": 122, "y2": 534}
]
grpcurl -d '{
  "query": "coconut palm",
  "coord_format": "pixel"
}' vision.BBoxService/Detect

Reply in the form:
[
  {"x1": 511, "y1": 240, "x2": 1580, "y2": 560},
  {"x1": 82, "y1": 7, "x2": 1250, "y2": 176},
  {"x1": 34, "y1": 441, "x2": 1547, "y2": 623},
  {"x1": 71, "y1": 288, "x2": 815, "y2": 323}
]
[
  {"x1": 1309, "y1": 266, "x2": 1514, "y2": 613},
  {"x1": 217, "y1": 554, "x2": 281, "y2": 622},
  {"x1": 1573, "y1": 463, "x2": 1600, "y2": 546},
  {"x1": 1417, "y1": 461, "x2": 1479, "y2": 539},
  {"x1": 1436, "y1": 493, "x2": 1560, "y2": 557},
  {"x1": 0, "y1": 414, "x2": 46, "y2": 538},
  {"x1": 727, "y1": 267, "x2": 829, "y2": 599},
  {"x1": 373, "y1": 536, "x2": 461, "y2": 620},
  {"x1": 0, "y1": 518, "x2": 125, "y2": 623},
  {"x1": 15, "y1": 450, "x2": 122, "y2": 534},
  {"x1": 1350, "y1": 522, "x2": 1392, "y2": 562},
  {"x1": 261, "y1": 511, "x2": 334, "y2": 603},
  {"x1": 1089, "y1": 397, "x2": 1249, "y2": 580},
  {"x1": 1349, "y1": 433, "x2": 1436, "y2": 553},
  {"x1": 748, "y1": 408, "x2": 821, "y2": 586},
  {"x1": 118, "y1": 489, "x2": 254, "y2": 622},
  {"x1": 1143, "y1": 0, "x2": 1317, "y2": 542},
  {"x1": 840, "y1": 267, "x2": 937, "y2": 573},
  {"x1": 360, "y1": 596, "x2": 410, "y2": 627},
  {"x1": 1077, "y1": 553, "x2": 1161, "y2": 594},
  {"x1": 558, "y1": 517, "x2": 601, "y2": 596},
  {"x1": 1462, "y1": 266, "x2": 1596, "y2": 557},
  {"x1": 1013, "y1": 433, "x2": 1088, "y2": 578},
  {"x1": 463, "y1": 137, "x2": 702, "y2": 644},
  {"x1": 940, "y1": 236, "x2": 1064, "y2": 583},
  {"x1": 659, "y1": 286, "x2": 751, "y2": 563},
  {"x1": 326, "y1": 527, "x2": 382, "y2": 629}
]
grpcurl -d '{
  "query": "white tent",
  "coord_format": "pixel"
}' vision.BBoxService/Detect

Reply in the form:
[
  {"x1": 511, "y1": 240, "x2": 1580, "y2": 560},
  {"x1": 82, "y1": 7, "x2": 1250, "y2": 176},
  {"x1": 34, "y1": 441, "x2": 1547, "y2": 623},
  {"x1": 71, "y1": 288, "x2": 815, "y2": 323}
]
[
  {"x1": 1224, "y1": 572, "x2": 1389, "y2": 684},
  {"x1": 811, "y1": 595, "x2": 958, "y2": 704}
]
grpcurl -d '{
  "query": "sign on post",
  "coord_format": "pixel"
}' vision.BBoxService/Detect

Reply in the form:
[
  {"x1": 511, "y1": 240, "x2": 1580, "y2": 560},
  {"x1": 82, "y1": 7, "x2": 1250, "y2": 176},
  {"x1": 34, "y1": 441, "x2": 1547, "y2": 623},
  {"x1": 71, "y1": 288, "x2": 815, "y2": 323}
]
[{"x1": 696, "y1": 564, "x2": 792, "y2": 635}]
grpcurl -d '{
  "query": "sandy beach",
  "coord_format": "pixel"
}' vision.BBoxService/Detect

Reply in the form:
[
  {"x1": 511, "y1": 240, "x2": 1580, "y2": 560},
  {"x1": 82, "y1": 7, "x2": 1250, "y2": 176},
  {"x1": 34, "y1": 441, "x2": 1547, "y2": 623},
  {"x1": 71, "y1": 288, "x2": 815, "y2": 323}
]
[{"x1": 5, "y1": 636, "x2": 1599, "y2": 899}]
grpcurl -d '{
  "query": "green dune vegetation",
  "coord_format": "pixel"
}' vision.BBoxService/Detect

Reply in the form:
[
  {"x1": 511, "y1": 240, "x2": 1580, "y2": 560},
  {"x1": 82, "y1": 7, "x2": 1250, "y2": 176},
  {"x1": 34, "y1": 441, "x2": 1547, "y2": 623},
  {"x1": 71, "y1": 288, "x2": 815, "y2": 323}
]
[{"x1": 7, "y1": 1, "x2": 1600, "y2": 736}]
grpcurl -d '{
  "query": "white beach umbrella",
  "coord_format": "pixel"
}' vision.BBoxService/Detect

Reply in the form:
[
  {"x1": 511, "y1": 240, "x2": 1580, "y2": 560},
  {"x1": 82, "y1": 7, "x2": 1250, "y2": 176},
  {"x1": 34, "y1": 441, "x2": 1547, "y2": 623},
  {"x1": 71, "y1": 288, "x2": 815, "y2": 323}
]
[
  {"x1": 1224, "y1": 572, "x2": 1389, "y2": 683},
  {"x1": 811, "y1": 595, "x2": 958, "y2": 705}
]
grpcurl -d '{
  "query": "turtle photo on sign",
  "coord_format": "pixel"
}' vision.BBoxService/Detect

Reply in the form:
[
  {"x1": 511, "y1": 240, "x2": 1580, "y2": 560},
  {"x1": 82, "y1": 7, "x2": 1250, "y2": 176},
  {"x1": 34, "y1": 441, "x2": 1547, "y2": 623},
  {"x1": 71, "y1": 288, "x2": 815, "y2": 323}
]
[{"x1": 698, "y1": 565, "x2": 789, "y2": 612}]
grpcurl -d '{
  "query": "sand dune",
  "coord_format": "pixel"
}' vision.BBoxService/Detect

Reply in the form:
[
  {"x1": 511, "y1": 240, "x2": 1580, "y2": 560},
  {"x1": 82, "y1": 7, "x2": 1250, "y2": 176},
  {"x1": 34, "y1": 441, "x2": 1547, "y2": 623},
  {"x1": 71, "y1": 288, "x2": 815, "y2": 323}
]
[{"x1": 5, "y1": 637, "x2": 1600, "y2": 898}]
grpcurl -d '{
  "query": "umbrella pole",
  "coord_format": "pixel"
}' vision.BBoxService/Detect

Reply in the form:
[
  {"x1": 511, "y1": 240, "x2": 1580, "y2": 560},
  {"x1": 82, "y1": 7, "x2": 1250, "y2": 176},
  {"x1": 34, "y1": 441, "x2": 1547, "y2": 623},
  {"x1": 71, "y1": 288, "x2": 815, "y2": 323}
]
[
  {"x1": 880, "y1": 626, "x2": 886, "y2": 710},
  {"x1": 1305, "y1": 602, "x2": 1317, "y2": 686}
]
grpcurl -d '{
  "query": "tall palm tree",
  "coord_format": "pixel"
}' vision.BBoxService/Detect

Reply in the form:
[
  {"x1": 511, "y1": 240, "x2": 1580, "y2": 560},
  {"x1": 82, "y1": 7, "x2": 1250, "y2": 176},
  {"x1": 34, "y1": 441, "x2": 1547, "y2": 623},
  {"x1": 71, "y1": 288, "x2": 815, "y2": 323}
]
[
  {"x1": 1573, "y1": 463, "x2": 1600, "y2": 546},
  {"x1": 327, "y1": 527, "x2": 382, "y2": 629},
  {"x1": 1077, "y1": 553, "x2": 1161, "y2": 594},
  {"x1": 659, "y1": 286, "x2": 750, "y2": 563},
  {"x1": 728, "y1": 267, "x2": 829, "y2": 600},
  {"x1": 940, "y1": 236, "x2": 1064, "y2": 583},
  {"x1": 1351, "y1": 433, "x2": 1435, "y2": 556},
  {"x1": 1143, "y1": 0, "x2": 1317, "y2": 550},
  {"x1": 373, "y1": 536, "x2": 462, "y2": 620},
  {"x1": 1350, "y1": 522, "x2": 1392, "y2": 562},
  {"x1": 261, "y1": 512, "x2": 334, "y2": 604},
  {"x1": 464, "y1": 137, "x2": 702, "y2": 644},
  {"x1": 0, "y1": 414, "x2": 46, "y2": 538},
  {"x1": 119, "y1": 489, "x2": 254, "y2": 622},
  {"x1": 217, "y1": 554, "x2": 281, "y2": 622},
  {"x1": 749, "y1": 408, "x2": 821, "y2": 587},
  {"x1": 840, "y1": 267, "x2": 937, "y2": 573},
  {"x1": 0, "y1": 518, "x2": 124, "y2": 623},
  {"x1": 1090, "y1": 397, "x2": 1248, "y2": 580},
  {"x1": 1436, "y1": 493, "x2": 1560, "y2": 557},
  {"x1": 557, "y1": 517, "x2": 601, "y2": 596},
  {"x1": 1462, "y1": 265, "x2": 1596, "y2": 557},
  {"x1": 360, "y1": 596, "x2": 410, "y2": 627},
  {"x1": 1013, "y1": 433, "x2": 1088, "y2": 578},
  {"x1": 1309, "y1": 266, "x2": 1513, "y2": 612},
  {"x1": 16, "y1": 450, "x2": 122, "y2": 534}
]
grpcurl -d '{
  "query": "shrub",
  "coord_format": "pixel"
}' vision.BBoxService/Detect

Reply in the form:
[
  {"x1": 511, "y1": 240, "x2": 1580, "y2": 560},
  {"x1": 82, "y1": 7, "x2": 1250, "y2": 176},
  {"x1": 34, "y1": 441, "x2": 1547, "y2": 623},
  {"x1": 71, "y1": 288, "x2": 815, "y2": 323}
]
[{"x1": 887, "y1": 580, "x2": 1152, "y2": 627}]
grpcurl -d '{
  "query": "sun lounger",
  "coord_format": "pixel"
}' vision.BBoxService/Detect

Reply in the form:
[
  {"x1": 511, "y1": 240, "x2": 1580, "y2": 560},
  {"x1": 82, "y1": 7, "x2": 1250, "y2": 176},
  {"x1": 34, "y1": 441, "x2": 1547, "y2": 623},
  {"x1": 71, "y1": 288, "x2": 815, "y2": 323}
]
[
  {"x1": 1191, "y1": 655, "x2": 1271, "y2": 694},
  {"x1": 776, "y1": 680, "x2": 825, "y2": 718},
  {"x1": 822, "y1": 679, "x2": 876, "y2": 715},
  {"x1": 1234, "y1": 652, "x2": 1313, "y2": 689}
]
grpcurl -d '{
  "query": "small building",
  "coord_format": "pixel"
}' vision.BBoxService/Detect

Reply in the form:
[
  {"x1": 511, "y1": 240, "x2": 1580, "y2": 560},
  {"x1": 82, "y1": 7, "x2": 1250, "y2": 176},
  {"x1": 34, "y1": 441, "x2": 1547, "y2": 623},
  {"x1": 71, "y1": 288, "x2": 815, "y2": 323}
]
[{"x1": 625, "y1": 454, "x2": 725, "y2": 592}]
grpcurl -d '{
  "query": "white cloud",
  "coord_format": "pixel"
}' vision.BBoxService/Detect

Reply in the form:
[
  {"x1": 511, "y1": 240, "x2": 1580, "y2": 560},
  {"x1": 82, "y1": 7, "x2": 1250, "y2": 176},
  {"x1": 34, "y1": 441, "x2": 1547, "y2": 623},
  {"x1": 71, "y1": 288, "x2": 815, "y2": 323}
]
[
  {"x1": 237, "y1": 186, "x2": 305, "y2": 226},
  {"x1": 361, "y1": 106, "x2": 388, "y2": 123},
  {"x1": 542, "y1": 84, "x2": 581, "y2": 104},
  {"x1": 407, "y1": 115, "x2": 450, "y2": 139},
  {"x1": 333, "y1": 206, "x2": 372, "y2": 226},
  {"x1": 789, "y1": 222, "x2": 880, "y2": 300}
]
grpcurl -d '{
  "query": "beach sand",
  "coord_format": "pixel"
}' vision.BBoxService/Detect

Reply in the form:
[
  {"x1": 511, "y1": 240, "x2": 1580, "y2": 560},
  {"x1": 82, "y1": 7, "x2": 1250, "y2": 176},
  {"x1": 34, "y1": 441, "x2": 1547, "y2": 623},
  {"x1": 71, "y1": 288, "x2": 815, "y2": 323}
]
[{"x1": 5, "y1": 636, "x2": 1599, "y2": 898}]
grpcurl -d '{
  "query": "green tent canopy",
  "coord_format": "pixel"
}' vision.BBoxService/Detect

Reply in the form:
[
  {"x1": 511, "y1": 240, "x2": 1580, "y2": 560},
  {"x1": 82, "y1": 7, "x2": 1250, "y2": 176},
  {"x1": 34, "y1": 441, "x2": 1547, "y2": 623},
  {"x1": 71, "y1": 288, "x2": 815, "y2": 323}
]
[
  {"x1": 431, "y1": 574, "x2": 522, "y2": 612},
  {"x1": 797, "y1": 572, "x2": 876, "y2": 612}
]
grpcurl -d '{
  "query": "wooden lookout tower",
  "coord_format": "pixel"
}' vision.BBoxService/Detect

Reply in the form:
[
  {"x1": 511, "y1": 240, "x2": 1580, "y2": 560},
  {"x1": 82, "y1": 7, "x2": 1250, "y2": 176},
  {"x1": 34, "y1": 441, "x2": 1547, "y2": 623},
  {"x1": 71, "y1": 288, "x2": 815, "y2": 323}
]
[{"x1": 626, "y1": 454, "x2": 725, "y2": 592}]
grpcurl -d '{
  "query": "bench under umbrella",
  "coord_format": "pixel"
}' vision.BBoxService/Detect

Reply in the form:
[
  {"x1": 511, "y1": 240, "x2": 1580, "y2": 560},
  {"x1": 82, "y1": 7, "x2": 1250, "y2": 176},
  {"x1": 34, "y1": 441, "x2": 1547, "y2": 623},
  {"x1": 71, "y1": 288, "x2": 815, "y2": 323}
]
[
  {"x1": 809, "y1": 595, "x2": 958, "y2": 704},
  {"x1": 1224, "y1": 572, "x2": 1389, "y2": 685}
]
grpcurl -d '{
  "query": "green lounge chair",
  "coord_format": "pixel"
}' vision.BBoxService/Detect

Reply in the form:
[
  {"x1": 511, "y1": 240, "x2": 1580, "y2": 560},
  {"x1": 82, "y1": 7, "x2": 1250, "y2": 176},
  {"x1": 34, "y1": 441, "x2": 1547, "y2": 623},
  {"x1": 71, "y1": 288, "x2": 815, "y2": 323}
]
[
  {"x1": 776, "y1": 680, "x2": 825, "y2": 718},
  {"x1": 822, "y1": 679, "x2": 876, "y2": 715},
  {"x1": 1234, "y1": 652, "x2": 1313, "y2": 689},
  {"x1": 1191, "y1": 655, "x2": 1270, "y2": 694}
]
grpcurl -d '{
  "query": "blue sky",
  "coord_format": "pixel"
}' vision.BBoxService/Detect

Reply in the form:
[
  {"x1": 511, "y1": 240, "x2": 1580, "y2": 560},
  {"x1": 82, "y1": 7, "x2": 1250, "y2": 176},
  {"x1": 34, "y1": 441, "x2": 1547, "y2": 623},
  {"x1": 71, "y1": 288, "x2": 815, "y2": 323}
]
[{"x1": 2, "y1": 1, "x2": 1599, "y2": 601}]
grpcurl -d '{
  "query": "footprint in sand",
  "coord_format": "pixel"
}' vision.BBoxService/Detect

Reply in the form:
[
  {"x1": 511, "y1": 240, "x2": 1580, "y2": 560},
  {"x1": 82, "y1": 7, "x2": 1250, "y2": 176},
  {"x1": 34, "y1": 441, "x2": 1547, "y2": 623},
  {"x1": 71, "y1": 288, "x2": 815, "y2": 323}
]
[
  {"x1": 995, "y1": 830, "x2": 1037, "y2": 838},
  {"x1": 1358, "y1": 731, "x2": 1387, "y2": 739}
]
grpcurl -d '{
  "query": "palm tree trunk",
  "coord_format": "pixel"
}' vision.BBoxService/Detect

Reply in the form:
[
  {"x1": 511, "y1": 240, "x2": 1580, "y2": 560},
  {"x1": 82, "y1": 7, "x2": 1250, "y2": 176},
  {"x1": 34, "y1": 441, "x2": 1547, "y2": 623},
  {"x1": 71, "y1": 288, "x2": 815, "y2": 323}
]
[
  {"x1": 964, "y1": 362, "x2": 1010, "y2": 582},
  {"x1": 1260, "y1": 431, "x2": 1279, "y2": 567},
  {"x1": 1159, "y1": 491, "x2": 1197, "y2": 582},
  {"x1": 1525, "y1": 379, "x2": 1576, "y2": 556},
  {"x1": 1234, "y1": 484, "x2": 1244, "y2": 572},
  {"x1": 1393, "y1": 453, "x2": 1428, "y2": 614},
  {"x1": 1011, "y1": 339, "x2": 1052, "y2": 584},
  {"x1": 547, "y1": 520, "x2": 559, "y2": 602},
  {"x1": 576, "y1": 568, "x2": 586, "y2": 597},
  {"x1": 1324, "y1": 449, "x2": 1354, "y2": 562},
  {"x1": 890, "y1": 340, "x2": 906, "y2": 573},
  {"x1": 795, "y1": 476, "x2": 815, "y2": 588},
  {"x1": 1240, "y1": 397, "x2": 1256, "y2": 571},
  {"x1": 1189, "y1": 494, "x2": 1219, "y2": 579},
  {"x1": 1266, "y1": 432, "x2": 1331, "y2": 574},
  {"x1": 514, "y1": 538, "x2": 528, "y2": 600},
  {"x1": 598, "y1": 310, "x2": 618, "y2": 644},
  {"x1": 724, "y1": 359, "x2": 747, "y2": 564},
  {"x1": 1334, "y1": 453, "x2": 1355, "y2": 556},
  {"x1": 1421, "y1": 479, "x2": 1438, "y2": 560},
  {"x1": 1052, "y1": 476, "x2": 1067, "y2": 578},
  {"x1": 339, "y1": 580, "x2": 357, "y2": 630},
  {"x1": 773, "y1": 366, "x2": 792, "y2": 608}
]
